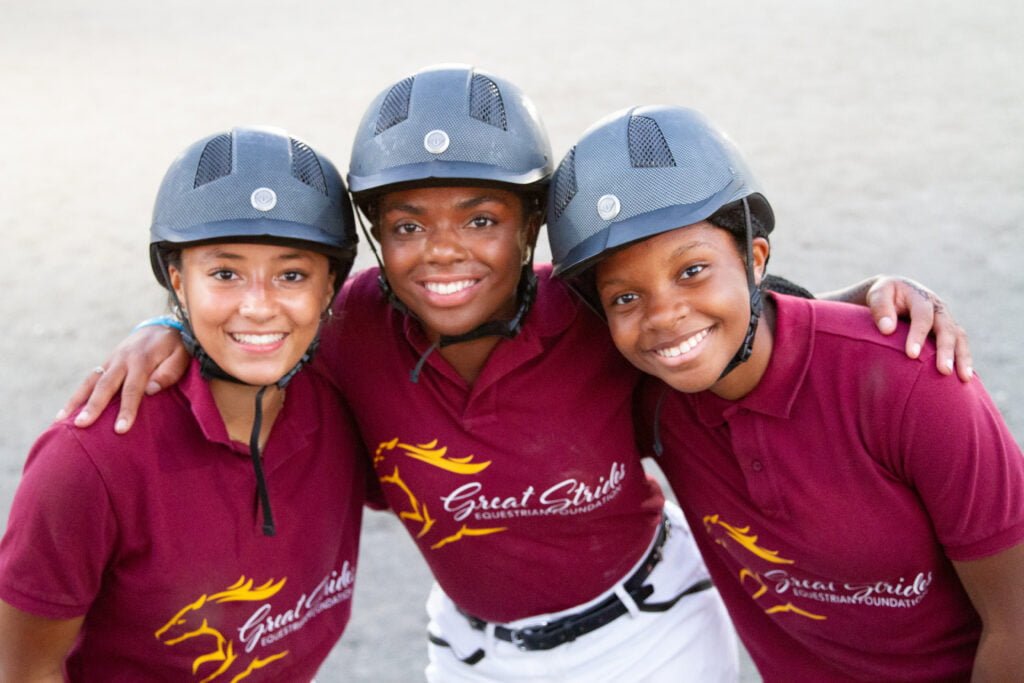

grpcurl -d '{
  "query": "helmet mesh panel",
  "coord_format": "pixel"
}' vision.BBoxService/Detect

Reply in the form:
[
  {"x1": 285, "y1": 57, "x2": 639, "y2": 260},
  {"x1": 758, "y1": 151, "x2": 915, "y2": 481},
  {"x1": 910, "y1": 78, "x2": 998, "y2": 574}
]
[
  {"x1": 193, "y1": 133, "x2": 233, "y2": 187},
  {"x1": 469, "y1": 74, "x2": 508, "y2": 131},
  {"x1": 290, "y1": 138, "x2": 328, "y2": 195},
  {"x1": 375, "y1": 77, "x2": 415, "y2": 134},
  {"x1": 628, "y1": 116, "x2": 676, "y2": 168},
  {"x1": 551, "y1": 146, "x2": 577, "y2": 221}
]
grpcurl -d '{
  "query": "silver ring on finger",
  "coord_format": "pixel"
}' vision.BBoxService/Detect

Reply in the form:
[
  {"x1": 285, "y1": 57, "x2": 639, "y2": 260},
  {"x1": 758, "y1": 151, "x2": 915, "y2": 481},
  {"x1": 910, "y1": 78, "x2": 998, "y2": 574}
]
[{"x1": 92, "y1": 366, "x2": 105, "y2": 375}]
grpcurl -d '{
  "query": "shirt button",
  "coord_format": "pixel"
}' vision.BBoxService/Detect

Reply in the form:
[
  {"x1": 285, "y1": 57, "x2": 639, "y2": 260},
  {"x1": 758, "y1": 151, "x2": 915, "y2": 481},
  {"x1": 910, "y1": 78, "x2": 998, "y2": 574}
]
[{"x1": 751, "y1": 460, "x2": 764, "y2": 472}]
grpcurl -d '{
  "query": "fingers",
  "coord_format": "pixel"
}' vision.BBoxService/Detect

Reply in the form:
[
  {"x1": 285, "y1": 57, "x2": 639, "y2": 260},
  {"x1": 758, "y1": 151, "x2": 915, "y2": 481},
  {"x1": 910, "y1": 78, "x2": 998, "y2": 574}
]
[
  {"x1": 73, "y1": 362, "x2": 128, "y2": 429},
  {"x1": 902, "y1": 293, "x2": 935, "y2": 361},
  {"x1": 62, "y1": 326, "x2": 187, "y2": 433},
  {"x1": 865, "y1": 279, "x2": 898, "y2": 336},
  {"x1": 147, "y1": 345, "x2": 191, "y2": 396},
  {"x1": 873, "y1": 275, "x2": 975, "y2": 380},
  {"x1": 56, "y1": 368, "x2": 104, "y2": 422},
  {"x1": 954, "y1": 332, "x2": 975, "y2": 382},
  {"x1": 930, "y1": 306, "x2": 974, "y2": 382}
]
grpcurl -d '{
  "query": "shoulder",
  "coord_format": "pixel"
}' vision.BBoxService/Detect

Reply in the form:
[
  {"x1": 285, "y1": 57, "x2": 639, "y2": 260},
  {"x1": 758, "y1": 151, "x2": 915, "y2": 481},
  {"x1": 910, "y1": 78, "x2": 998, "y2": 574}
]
[
  {"x1": 774, "y1": 293, "x2": 919, "y2": 370},
  {"x1": 46, "y1": 388, "x2": 193, "y2": 484},
  {"x1": 337, "y1": 266, "x2": 384, "y2": 310},
  {"x1": 530, "y1": 263, "x2": 606, "y2": 339}
]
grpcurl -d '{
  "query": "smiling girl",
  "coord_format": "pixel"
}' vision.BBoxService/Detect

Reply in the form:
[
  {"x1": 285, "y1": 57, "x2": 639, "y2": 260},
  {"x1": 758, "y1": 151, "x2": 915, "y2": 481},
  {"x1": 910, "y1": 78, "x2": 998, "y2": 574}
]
[
  {"x1": 0, "y1": 127, "x2": 369, "y2": 680},
  {"x1": 546, "y1": 105, "x2": 1024, "y2": 681}
]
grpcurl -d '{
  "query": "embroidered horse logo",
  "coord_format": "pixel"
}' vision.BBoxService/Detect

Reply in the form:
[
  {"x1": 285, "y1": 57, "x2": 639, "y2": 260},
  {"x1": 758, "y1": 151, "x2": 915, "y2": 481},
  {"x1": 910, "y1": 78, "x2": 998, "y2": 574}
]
[
  {"x1": 155, "y1": 576, "x2": 289, "y2": 682},
  {"x1": 703, "y1": 515, "x2": 824, "y2": 621},
  {"x1": 375, "y1": 438, "x2": 506, "y2": 548}
]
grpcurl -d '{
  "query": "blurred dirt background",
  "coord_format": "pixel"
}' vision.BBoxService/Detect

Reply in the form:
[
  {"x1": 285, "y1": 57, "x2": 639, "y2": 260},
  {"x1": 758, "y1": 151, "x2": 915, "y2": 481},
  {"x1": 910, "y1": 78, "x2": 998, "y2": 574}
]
[{"x1": 1, "y1": 0, "x2": 1021, "y2": 680}]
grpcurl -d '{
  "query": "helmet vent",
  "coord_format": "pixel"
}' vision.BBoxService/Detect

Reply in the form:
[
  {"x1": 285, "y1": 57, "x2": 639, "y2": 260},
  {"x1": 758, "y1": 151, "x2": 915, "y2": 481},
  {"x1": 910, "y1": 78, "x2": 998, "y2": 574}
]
[
  {"x1": 628, "y1": 116, "x2": 676, "y2": 168},
  {"x1": 469, "y1": 74, "x2": 508, "y2": 131},
  {"x1": 551, "y1": 146, "x2": 577, "y2": 221},
  {"x1": 290, "y1": 138, "x2": 329, "y2": 195},
  {"x1": 375, "y1": 76, "x2": 415, "y2": 134},
  {"x1": 193, "y1": 133, "x2": 233, "y2": 188}
]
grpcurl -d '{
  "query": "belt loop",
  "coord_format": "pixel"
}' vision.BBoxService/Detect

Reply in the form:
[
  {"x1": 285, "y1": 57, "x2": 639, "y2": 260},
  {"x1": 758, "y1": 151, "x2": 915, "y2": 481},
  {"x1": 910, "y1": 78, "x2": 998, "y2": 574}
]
[
  {"x1": 484, "y1": 621, "x2": 498, "y2": 656},
  {"x1": 613, "y1": 583, "x2": 641, "y2": 618}
]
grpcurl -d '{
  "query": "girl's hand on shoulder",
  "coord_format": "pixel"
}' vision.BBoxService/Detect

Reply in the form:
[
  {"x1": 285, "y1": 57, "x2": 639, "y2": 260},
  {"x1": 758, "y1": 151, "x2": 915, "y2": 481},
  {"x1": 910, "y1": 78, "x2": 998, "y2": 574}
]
[
  {"x1": 865, "y1": 276, "x2": 973, "y2": 381},
  {"x1": 56, "y1": 326, "x2": 190, "y2": 433}
]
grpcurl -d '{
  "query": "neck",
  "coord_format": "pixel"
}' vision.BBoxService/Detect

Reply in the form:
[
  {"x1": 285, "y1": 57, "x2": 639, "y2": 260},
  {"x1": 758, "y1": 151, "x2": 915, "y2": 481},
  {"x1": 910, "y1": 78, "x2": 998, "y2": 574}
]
[
  {"x1": 209, "y1": 380, "x2": 286, "y2": 449},
  {"x1": 710, "y1": 296, "x2": 776, "y2": 401},
  {"x1": 436, "y1": 335, "x2": 502, "y2": 385}
]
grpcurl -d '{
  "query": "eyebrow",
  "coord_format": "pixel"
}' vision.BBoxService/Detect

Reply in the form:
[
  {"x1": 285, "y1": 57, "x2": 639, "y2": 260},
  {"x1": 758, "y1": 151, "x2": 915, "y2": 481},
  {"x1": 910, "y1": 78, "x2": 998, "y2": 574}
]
[
  {"x1": 455, "y1": 194, "x2": 512, "y2": 211},
  {"x1": 380, "y1": 201, "x2": 425, "y2": 216},
  {"x1": 196, "y1": 248, "x2": 311, "y2": 262},
  {"x1": 597, "y1": 239, "x2": 716, "y2": 289},
  {"x1": 669, "y1": 239, "x2": 715, "y2": 259},
  {"x1": 380, "y1": 193, "x2": 513, "y2": 216}
]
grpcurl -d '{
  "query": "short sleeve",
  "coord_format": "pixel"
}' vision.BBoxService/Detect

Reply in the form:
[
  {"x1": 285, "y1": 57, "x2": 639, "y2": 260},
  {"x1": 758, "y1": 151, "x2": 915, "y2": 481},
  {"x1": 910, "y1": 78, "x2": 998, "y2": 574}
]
[
  {"x1": 899, "y1": 369, "x2": 1024, "y2": 561},
  {"x1": 0, "y1": 425, "x2": 118, "y2": 619}
]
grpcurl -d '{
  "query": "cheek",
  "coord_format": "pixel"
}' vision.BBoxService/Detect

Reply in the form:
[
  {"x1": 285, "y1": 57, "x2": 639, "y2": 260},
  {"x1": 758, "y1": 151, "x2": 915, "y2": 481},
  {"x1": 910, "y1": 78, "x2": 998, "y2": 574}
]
[
  {"x1": 380, "y1": 241, "x2": 415, "y2": 278},
  {"x1": 606, "y1": 315, "x2": 638, "y2": 355}
]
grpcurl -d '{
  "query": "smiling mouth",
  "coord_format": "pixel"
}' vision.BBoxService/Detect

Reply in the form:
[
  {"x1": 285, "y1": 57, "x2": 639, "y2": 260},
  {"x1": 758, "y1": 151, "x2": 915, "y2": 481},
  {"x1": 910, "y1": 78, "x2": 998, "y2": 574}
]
[
  {"x1": 653, "y1": 328, "x2": 710, "y2": 358},
  {"x1": 230, "y1": 332, "x2": 286, "y2": 346},
  {"x1": 422, "y1": 279, "x2": 478, "y2": 296}
]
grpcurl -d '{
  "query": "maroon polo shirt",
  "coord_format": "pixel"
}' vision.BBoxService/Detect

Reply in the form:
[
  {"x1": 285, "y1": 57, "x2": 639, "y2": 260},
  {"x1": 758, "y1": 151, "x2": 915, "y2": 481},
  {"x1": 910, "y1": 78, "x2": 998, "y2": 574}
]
[
  {"x1": 0, "y1": 361, "x2": 368, "y2": 681},
  {"x1": 318, "y1": 265, "x2": 664, "y2": 622}
]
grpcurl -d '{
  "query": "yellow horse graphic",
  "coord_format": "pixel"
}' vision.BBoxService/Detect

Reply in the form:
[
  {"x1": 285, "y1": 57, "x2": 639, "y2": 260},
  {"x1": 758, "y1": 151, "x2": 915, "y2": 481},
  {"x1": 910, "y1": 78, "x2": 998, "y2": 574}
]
[
  {"x1": 375, "y1": 438, "x2": 506, "y2": 548},
  {"x1": 374, "y1": 438, "x2": 492, "y2": 474},
  {"x1": 155, "y1": 576, "x2": 289, "y2": 682}
]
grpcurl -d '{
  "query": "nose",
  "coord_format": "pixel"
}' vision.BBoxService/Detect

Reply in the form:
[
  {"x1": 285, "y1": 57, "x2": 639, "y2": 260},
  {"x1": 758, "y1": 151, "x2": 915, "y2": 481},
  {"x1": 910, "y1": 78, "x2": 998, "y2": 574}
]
[
  {"x1": 644, "y1": 287, "x2": 689, "y2": 332},
  {"x1": 425, "y1": 226, "x2": 468, "y2": 265},
  {"x1": 239, "y1": 280, "x2": 277, "y2": 321}
]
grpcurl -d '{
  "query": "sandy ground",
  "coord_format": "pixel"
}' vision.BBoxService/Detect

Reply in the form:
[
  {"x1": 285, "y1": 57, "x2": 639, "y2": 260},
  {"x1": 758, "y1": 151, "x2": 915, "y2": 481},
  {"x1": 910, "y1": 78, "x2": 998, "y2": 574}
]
[{"x1": 1, "y1": 0, "x2": 1021, "y2": 680}]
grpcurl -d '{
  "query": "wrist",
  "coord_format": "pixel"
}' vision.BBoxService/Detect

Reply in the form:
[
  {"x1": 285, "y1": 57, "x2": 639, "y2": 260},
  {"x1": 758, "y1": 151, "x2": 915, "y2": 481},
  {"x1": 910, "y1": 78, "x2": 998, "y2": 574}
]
[{"x1": 132, "y1": 314, "x2": 184, "y2": 334}]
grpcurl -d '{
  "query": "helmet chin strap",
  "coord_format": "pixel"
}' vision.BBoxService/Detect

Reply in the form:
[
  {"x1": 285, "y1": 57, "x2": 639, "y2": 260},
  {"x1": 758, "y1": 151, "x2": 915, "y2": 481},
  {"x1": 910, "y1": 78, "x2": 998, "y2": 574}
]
[{"x1": 717, "y1": 197, "x2": 765, "y2": 381}]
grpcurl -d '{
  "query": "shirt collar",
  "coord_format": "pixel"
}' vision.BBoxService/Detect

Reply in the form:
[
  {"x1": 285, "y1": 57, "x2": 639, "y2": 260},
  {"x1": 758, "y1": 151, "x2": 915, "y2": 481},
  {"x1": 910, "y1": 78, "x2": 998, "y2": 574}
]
[
  {"x1": 179, "y1": 359, "x2": 316, "y2": 467},
  {"x1": 397, "y1": 263, "x2": 581, "y2": 385},
  {"x1": 693, "y1": 292, "x2": 815, "y2": 426}
]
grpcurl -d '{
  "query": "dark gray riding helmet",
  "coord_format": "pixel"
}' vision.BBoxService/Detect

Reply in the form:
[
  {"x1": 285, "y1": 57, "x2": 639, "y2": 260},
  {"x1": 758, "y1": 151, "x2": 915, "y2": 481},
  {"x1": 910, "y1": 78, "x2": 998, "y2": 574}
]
[
  {"x1": 548, "y1": 105, "x2": 772, "y2": 279},
  {"x1": 347, "y1": 65, "x2": 553, "y2": 366},
  {"x1": 547, "y1": 105, "x2": 774, "y2": 377},
  {"x1": 348, "y1": 63, "x2": 553, "y2": 195},
  {"x1": 150, "y1": 125, "x2": 357, "y2": 289}
]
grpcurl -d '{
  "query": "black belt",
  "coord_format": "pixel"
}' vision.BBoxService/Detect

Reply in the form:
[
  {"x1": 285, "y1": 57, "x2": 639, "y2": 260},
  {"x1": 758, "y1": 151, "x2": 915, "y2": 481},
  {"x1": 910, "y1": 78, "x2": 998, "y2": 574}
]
[{"x1": 458, "y1": 517, "x2": 713, "y2": 652}]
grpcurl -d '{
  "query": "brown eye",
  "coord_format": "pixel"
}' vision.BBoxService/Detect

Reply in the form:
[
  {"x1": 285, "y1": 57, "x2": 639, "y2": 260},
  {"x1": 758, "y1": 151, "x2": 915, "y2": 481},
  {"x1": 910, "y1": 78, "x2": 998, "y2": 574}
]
[
  {"x1": 679, "y1": 264, "x2": 706, "y2": 280},
  {"x1": 610, "y1": 292, "x2": 639, "y2": 307},
  {"x1": 469, "y1": 216, "x2": 496, "y2": 229}
]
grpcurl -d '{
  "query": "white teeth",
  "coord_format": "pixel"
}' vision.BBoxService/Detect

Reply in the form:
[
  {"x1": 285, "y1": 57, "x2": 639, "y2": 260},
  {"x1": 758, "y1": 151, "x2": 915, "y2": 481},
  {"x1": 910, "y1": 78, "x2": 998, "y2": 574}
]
[
  {"x1": 231, "y1": 333, "x2": 285, "y2": 345},
  {"x1": 654, "y1": 328, "x2": 709, "y2": 358},
  {"x1": 424, "y1": 280, "x2": 476, "y2": 295}
]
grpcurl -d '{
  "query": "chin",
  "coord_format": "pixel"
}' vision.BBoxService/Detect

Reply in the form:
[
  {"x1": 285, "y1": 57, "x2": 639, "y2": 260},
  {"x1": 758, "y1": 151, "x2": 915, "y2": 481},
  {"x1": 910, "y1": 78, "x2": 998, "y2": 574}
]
[{"x1": 217, "y1": 359, "x2": 297, "y2": 387}]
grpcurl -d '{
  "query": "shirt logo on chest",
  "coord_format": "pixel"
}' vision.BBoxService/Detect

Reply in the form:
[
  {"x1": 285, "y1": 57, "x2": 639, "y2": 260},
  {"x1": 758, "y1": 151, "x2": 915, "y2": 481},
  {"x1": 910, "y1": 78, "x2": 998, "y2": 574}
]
[
  {"x1": 375, "y1": 438, "x2": 507, "y2": 549},
  {"x1": 704, "y1": 513, "x2": 934, "y2": 620},
  {"x1": 155, "y1": 576, "x2": 289, "y2": 681}
]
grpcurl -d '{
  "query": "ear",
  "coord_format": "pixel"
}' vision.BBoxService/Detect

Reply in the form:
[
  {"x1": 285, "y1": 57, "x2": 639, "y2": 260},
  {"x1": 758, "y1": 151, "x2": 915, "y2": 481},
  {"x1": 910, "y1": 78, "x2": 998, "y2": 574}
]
[
  {"x1": 168, "y1": 264, "x2": 187, "y2": 316},
  {"x1": 751, "y1": 237, "x2": 771, "y2": 286},
  {"x1": 519, "y1": 208, "x2": 543, "y2": 253},
  {"x1": 323, "y1": 269, "x2": 337, "y2": 313}
]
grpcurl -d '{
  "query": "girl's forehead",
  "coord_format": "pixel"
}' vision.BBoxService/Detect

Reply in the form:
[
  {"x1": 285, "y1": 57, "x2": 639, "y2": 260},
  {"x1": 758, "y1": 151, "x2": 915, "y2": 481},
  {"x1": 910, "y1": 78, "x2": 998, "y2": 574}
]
[
  {"x1": 379, "y1": 185, "x2": 524, "y2": 212},
  {"x1": 599, "y1": 222, "x2": 723, "y2": 266},
  {"x1": 182, "y1": 242, "x2": 323, "y2": 262}
]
